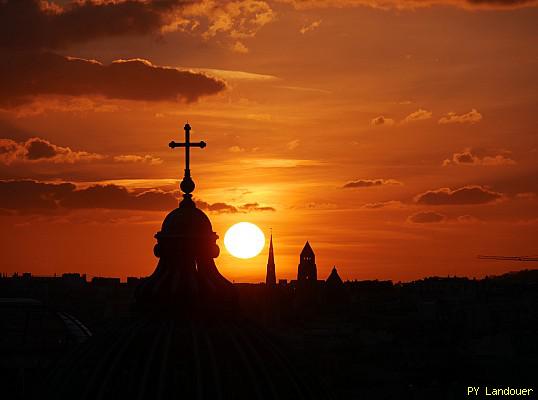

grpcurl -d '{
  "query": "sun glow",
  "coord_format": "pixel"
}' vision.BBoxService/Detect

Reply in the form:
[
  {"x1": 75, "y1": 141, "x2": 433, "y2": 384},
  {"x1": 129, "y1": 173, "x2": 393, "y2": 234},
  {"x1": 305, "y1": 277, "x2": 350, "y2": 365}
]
[{"x1": 224, "y1": 222, "x2": 265, "y2": 259}]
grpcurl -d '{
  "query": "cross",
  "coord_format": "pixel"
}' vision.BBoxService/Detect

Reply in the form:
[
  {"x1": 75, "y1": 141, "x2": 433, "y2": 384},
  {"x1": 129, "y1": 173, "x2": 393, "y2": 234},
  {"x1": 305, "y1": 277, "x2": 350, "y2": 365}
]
[{"x1": 169, "y1": 123, "x2": 206, "y2": 195}]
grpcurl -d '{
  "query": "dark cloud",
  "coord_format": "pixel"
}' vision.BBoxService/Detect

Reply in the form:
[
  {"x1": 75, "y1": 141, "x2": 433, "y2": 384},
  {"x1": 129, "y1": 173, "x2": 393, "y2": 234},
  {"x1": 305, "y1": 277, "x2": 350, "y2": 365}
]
[
  {"x1": 408, "y1": 211, "x2": 446, "y2": 223},
  {"x1": 0, "y1": 180, "x2": 247, "y2": 215},
  {"x1": 0, "y1": 0, "x2": 276, "y2": 57},
  {"x1": 194, "y1": 200, "x2": 276, "y2": 213},
  {"x1": 0, "y1": 180, "x2": 76, "y2": 212},
  {"x1": 26, "y1": 139, "x2": 58, "y2": 160},
  {"x1": 415, "y1": 186, "x2": 503, "y2": 205},
  {"x1": 0, "y1": 137, "x2": 162, "y2": 165},
  {"x1": 195, "y1": 199, "x2": 238, "y2": 214},
  {"x1": 0, "y1": 0, "x2": 184, "y2": 52},
  {"x1": 239, "y1": 202, "x2": 276, "y2": 212},
  {"x1": 0, "y1": 52, "x2": 225, "y2": 107},
  {"x1": 0, "y1": 1, "x2": 226, "y2": 107},
  {"x1": 343, "y1": 179, "x2": 401, "y2": 189},
  {"x1": 443, "y1": 148, "x2": 515, "y2": 166},
  {"x1": 370, "y1": 116, "x2": 394, "y2": 127},
  {"x1": 0, "y1": 180, "x2": 177, "y2": 213},
  {"x1": 60, "y1": 185, "x2": 178, "y2": 211}
]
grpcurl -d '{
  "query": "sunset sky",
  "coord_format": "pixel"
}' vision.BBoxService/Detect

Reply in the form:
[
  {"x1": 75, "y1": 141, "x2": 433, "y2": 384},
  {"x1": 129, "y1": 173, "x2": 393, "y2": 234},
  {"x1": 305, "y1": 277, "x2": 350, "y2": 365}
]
[{"x1": 1, "y1": 0, "x2": 537, "y2": 282}]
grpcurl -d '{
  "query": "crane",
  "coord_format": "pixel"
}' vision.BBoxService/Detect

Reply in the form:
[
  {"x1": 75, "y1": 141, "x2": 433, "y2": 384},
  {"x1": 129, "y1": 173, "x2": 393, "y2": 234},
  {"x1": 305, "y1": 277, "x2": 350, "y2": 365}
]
[{"x1": 478, "y1": 255, "x2": 538, "y2": 262}]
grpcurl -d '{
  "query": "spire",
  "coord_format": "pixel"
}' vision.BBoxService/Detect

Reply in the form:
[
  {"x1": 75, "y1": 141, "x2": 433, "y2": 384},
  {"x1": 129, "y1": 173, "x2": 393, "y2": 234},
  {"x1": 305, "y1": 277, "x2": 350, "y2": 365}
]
[
  {"x1": 300, "y1": 241, "x2": 314, "y2": 257},
  {"x1": 266, "y1": 232, "x2": 276, "y2": 287}
]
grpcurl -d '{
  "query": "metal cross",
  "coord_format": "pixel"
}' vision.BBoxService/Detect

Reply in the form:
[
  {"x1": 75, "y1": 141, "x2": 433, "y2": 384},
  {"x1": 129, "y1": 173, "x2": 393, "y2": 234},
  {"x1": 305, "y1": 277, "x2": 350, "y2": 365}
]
[
  {"x1": 169, "y1": 123, "x2": 206, "y2": 176},
  {"x1": 169, "y1": 123, "x2": 206, "y2": 194}
]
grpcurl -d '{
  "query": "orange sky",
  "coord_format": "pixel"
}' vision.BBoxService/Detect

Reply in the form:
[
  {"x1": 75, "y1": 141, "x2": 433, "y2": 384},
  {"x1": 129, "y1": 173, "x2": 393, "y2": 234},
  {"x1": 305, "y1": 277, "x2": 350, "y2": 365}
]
[{"x1": 1, "y1": 0, "x2": 537, "y2": 282}]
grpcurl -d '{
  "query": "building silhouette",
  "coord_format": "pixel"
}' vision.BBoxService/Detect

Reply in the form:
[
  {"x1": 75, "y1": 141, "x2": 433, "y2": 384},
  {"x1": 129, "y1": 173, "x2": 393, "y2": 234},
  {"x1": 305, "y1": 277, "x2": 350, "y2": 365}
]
[
  {"x1": 265, "y1": 233, "x2": 276, "y2": 287},
  {"x1": 43, "y1": 123, "x2": 324, "y2": 400},
  {"x1": 297, "y1": 241, "x2": 317, "y2": 282},
  {"x1": 326, "y1": 266, "x2": 343, "y2": 287}
]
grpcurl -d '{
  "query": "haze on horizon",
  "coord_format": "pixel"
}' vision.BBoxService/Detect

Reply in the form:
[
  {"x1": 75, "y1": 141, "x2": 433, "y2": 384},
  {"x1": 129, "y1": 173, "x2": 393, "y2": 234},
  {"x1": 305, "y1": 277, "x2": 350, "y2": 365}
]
[{"x1": 0, "y1": 0, "x2": 537, "y2": 282}]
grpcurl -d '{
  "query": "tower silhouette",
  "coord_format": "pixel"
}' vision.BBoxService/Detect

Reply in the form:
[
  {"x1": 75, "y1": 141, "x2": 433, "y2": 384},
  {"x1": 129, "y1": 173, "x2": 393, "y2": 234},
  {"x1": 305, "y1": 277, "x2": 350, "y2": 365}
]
[
  {"x1": 266, "y1": 233, "x2": 276, "y2": 287},
  {"x1": 297, "y1": 241, "x2": 317, "y2": 282}
]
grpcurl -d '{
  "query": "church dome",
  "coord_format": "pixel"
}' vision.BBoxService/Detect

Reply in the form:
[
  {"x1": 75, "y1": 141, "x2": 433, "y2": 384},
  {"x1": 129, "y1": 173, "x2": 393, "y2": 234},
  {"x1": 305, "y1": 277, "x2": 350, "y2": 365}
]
[
  {"x1": 46, "y1": 316, "x2": 323, "y2": 400},
  {"x1": 160, "y1": 201, "x2": 213, "y2": 238}
]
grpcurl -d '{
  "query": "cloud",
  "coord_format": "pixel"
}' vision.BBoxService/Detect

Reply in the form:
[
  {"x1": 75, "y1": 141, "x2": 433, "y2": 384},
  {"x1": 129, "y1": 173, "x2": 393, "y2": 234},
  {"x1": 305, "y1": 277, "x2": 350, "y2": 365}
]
[
  {"x1": 112, "y1": 155, "x2": 163, "y2": 165},
  {"x1": 62, "y1": 186, "x2": 179, "y2": 211},
  {"x1": 362, "y1": 200, "x2": 404, "y2": 209},
  {"x1": 370, "y1": 115, "x2": 395, "y2": 127},
  {"x1": 408, "y1": 211, "x2": 446, "y2": 223},
  {"x1": 0, "y1": 180, "x2": 176, "y2": 214},
  {"x1": 286, "y1": 139, "x2": 300, "y2": 150},
  {"x1": 0, "y1": 137, "x2": 162, "y2": 165},
  {"x1": 0, "y1": 53, "x2": 225, "y2": 108},
  {"x1": 457, "y1": 214, "x2": 479, "y2": 223},
  {"x1": 196, "y1": 200, "x2": 276, "y2": 213},
  {"x1": 300, "y1": 19, "x2": 322, "y2": 34},
  {"x1": 438, "y1": 109, "x2": 482, "y2": 124},
  {"x1": 192, "y1": 68, "x2": 278, "y2": 82},
  {"x1": 195, "y1": 199, "x2": 238, "y2": 213},
  {"x1": 278, "y1": 0, "x2": 538, "y2": 11},
  {"x1": 401, "y1": 108, "x2": 432, "y2": 124},
  {"x1": 231, "y1": 41, "x2": 249, "y2": 53},
  {"x1": 443, "y1": 148, "x2": 515, "y2": 166},
  {"x1": 415, "y1": 185, "x2": 503, "y2": 205},
  {"x1": 304, "y1": 202, "x2": 338, "y2": 209},
  {"x1": 0, "y1": 137, "x2": 103, "y2": 164},
  {"x1": 516, "y1": 192, "x2": 537, "y2": 200},
  {"x1": 6, "y1": 97, "x2": 121, "y2": 117},
  {"x1": 239, "y1": 202, "x2": 276, "y2": 212},
  {"x1": 178, "y1": 0, "x2": 276, "y2": 40},
  {"x1": 0, "y1": 179, "x2": 264, "y2": 215},
  {"x1": 1, "y1": 0, "x2": 277, "y2": 57},
  {"x1": 343, "y1": 179, "x2": 402, "y2": 188},
  {"x1": 0, "y1": 0, "x2": 183, "y2": 52},
  {"x1": 241, "y1": 158, "x2": 324, "y2": 167},
  {"x1": 228, "y1": 145, "x2": 245, "y2": 153}
]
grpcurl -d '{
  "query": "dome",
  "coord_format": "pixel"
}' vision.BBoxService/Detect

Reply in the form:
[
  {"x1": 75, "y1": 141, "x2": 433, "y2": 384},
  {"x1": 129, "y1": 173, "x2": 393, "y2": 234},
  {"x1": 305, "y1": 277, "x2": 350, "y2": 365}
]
[
  {"x1": 46, "y1": 316, "x2": 324, "y2": 400},
  {"x1": 159, "y1": 200, "x2": 213, "y2": 238},
  {"x1": 1, "y1": 298, "x2": 91, "y2": 400}
]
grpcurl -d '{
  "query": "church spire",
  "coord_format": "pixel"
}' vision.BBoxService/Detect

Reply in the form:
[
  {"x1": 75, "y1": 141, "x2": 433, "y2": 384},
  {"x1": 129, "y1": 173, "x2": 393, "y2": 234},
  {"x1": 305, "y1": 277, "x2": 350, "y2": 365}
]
[{"x1": 266, "y1": 231, "x2": 276, "y2": 287}]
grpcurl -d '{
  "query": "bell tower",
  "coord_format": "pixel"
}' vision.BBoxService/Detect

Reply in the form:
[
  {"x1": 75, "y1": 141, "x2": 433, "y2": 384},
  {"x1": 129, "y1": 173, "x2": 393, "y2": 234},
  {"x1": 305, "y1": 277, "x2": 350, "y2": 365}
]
[{"x1": 297, "y1": 241, "x2": 317, "y2": 282}]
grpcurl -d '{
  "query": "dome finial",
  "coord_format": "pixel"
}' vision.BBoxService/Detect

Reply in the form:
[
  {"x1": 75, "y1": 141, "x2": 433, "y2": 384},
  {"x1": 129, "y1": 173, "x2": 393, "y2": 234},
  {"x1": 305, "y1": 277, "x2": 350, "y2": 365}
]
[{"x1": 168, "y1": 122, "x2": 207, "y2": 206}]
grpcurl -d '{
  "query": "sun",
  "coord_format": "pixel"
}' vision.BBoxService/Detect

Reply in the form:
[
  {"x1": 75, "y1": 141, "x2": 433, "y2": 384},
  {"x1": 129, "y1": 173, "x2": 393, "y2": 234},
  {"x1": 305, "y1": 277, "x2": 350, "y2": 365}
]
[{"x1": 224, "y1": 222, "x2": 265, "y2": 259}]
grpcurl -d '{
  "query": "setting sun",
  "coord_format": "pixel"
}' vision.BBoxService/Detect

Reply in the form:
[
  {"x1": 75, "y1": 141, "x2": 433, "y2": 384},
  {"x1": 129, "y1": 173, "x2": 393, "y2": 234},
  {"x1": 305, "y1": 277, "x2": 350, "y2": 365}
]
[{"x1": 224, "y1": 222, "x2": 265, "y2": 259}]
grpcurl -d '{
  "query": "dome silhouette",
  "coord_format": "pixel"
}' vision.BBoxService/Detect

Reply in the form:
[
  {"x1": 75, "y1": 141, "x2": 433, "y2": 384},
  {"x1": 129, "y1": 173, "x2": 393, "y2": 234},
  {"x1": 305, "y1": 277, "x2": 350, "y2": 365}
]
[
  {"x1": 47, "y1": 317, "x2": 320, "y2": 400},
  {"x1": 44, "y1": 124, "x2": 329, "y2": 400}
]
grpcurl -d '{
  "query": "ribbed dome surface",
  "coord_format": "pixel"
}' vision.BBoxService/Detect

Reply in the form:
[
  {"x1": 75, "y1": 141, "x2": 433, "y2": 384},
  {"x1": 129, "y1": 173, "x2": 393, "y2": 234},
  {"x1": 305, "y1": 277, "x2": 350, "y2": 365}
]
[
  {"x1": 47, "y1": 316, "x2": 321, "y2": 400},
  {"x1": 160, "y1": 205, "x2": 213, "y2": 237}
]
